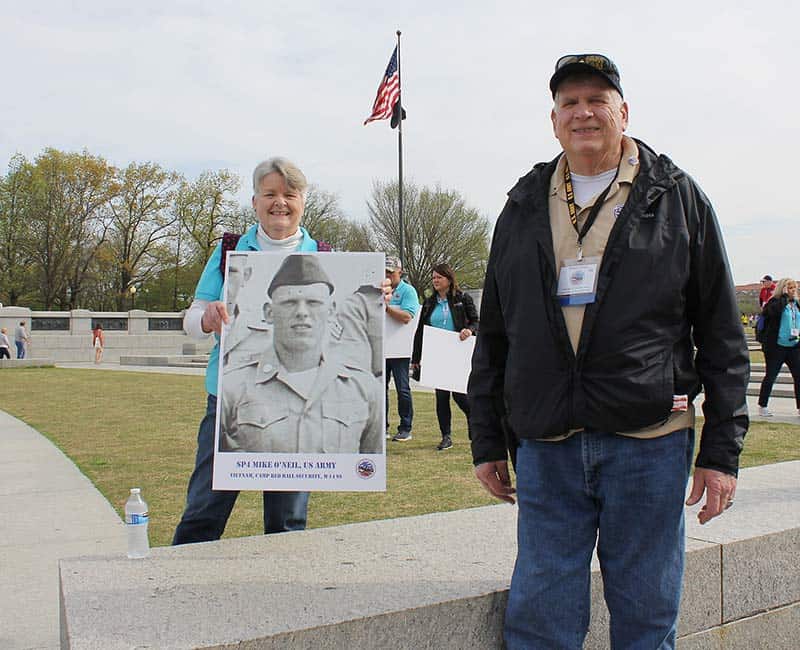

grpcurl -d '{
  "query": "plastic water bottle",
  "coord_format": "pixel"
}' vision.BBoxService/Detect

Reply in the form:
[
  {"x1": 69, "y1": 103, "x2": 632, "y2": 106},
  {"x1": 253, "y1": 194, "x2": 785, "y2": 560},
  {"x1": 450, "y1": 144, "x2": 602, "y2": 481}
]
[{"x1": 125, "y1": 488, "x2": 150, "y2": 559}]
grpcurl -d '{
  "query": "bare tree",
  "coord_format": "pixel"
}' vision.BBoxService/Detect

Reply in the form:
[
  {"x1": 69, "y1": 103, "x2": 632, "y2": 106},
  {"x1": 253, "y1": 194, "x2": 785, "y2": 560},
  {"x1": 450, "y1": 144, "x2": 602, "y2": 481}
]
[{"x1": 367, "y1": 180, "x2": 490, "y2": 295}]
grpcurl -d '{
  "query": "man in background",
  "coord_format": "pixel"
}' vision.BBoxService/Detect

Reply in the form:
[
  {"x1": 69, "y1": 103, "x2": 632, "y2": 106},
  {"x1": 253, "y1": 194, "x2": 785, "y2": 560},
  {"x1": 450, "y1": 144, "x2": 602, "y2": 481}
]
[{"x1": 384, "y1": 256, "x2": 418, "y2": 442}]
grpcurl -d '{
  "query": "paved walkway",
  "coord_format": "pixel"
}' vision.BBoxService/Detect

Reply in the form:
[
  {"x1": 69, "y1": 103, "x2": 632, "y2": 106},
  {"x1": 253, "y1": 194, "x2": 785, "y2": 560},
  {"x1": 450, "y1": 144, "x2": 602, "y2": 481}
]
[{"x1": 0, "y1": 361, "x2": 797, "y2": 648}]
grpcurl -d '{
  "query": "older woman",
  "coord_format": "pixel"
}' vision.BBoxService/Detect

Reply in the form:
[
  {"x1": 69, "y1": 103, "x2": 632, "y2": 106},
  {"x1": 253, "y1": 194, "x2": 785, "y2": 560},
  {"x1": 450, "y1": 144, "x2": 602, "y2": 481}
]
[
  {"x1": 411, "y1": 263, "x2": 478, "y2": 451},
  {"x1": 173, "y1": 157, "x2": 323, "y2": 545},
  {"x1": 757, "y1": 277, "x2": 800, "y2": 417}
]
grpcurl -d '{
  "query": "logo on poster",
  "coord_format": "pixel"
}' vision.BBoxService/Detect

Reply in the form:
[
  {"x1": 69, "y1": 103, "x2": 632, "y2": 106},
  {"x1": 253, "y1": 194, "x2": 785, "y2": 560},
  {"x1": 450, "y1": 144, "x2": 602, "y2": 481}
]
[{"x1": 356, "y1": 458, "x2": 376, "y2": 479}]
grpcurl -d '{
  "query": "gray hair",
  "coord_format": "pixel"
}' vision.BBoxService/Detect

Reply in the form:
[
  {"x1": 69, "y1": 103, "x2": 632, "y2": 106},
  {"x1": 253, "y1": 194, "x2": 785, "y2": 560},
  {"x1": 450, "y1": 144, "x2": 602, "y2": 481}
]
[{"x1": 252, "y1": 157, "x2": 308, "y2": 197}]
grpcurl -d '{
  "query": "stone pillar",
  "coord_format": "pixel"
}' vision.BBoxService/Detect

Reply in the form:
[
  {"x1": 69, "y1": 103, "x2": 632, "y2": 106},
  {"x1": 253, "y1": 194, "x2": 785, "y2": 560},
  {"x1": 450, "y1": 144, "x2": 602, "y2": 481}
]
[
  {"x1": 128, "y1": 310, "x2": 149, "y2": 335},
  {"x1": 70, "y1": 309, "x2": 92, "y2": 334}
]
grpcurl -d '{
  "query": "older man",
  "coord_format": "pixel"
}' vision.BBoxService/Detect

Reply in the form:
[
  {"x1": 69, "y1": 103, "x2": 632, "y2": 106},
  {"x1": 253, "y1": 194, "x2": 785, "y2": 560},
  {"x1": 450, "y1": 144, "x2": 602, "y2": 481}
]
[
  {"x1": 220, "y1": 254, "x2": 382, "y2": 454},
  {"x1": 469, "y1": 54, "x2": 748, "y2": 648},
  {"x1": 384, "y1": 256, "x2": 418, "y2": 441}
]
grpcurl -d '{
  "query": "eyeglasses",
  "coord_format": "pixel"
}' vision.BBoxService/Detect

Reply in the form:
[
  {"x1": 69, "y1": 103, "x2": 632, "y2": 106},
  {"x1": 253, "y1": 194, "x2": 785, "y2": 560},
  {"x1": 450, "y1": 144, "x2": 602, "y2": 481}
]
[{"x1": 555, "y1": 54, "x2": 619, "y2": 77}]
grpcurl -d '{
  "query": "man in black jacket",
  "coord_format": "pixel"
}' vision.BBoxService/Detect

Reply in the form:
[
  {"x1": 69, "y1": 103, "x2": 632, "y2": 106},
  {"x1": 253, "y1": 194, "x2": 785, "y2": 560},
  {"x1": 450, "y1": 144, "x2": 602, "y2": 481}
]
[{"x1": 468, "y1": 54, "x2": 749, "y2": 648}]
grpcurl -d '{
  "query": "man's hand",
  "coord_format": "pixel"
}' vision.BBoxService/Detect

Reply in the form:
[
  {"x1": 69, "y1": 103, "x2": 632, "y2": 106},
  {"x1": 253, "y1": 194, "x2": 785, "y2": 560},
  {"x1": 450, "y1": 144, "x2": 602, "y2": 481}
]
[
  {"x1": 458, "y1": 328, "x2": 472, "y2": 341},
  {"x1": 475, "y1": 460, "x2": 516, "y2": 504},
  {"x1": 380, "y1": 278, "x2": 392, "y2": 304},
  {"x1": 685, "y1": 467, "x2": 737, "y2": 525},
  {"x1": 201, "y1": 301, "x2": 231, "y2": 334}
]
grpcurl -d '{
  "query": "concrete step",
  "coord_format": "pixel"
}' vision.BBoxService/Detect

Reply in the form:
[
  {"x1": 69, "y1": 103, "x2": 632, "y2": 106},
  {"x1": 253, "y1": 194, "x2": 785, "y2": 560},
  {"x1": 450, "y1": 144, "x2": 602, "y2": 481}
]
[{"x1": 747, "y1": 386, "x2": 794, "y2": 399}]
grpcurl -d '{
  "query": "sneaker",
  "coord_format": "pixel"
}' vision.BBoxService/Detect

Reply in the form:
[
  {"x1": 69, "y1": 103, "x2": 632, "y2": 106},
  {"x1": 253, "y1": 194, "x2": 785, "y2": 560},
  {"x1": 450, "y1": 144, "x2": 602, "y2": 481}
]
[
  {"x1": 758, "y1": 406, "x2": 773, "y2": 417},
  {"x1": 392, "y1": 431, "x2": 412, "y2": 442},
  {"x1": 437, "y1": 435, "x2": 453, "y2": 451}
]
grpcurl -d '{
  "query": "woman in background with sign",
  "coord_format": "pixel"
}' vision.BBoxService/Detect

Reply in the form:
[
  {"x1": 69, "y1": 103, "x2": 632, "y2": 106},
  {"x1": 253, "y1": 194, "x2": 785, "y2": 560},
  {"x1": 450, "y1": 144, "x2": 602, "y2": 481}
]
[{"x1": 411, "y1": 263, "x2": 478, "y2": 451}]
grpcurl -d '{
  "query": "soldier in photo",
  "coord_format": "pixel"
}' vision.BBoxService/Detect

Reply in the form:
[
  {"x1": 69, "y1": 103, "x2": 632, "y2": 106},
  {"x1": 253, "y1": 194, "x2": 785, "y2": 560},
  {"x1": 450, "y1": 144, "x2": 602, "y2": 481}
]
[{"x1": 221, "y1": 254, "x2": 382, "y2": 454}]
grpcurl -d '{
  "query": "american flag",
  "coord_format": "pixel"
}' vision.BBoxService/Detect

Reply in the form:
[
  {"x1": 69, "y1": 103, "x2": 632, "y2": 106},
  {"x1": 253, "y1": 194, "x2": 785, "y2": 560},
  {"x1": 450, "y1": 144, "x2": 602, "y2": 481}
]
[{"x1": 364, "y1": 46, "x2": 400, "y2": 125}]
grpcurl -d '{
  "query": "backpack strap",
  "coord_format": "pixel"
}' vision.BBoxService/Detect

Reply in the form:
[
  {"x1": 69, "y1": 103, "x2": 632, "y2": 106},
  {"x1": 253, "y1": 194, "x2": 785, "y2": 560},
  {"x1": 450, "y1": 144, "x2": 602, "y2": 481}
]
[{"x1": 219, "y1": 232, "x2": 243, "y2": 276}]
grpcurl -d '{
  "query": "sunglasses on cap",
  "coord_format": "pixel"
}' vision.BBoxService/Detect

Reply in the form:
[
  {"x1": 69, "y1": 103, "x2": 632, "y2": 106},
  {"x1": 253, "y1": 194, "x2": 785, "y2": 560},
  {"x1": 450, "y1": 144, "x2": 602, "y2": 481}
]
[{"x1": 554, "y1": 54, "x2": 619, "y2": 76}]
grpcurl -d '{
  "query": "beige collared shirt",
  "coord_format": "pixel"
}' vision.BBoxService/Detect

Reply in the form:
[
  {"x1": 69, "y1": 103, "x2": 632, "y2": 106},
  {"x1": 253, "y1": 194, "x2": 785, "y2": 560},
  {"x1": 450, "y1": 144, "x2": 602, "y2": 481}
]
[{"x1": 548, "y1": 136, "x2": 694, "y2": 440}]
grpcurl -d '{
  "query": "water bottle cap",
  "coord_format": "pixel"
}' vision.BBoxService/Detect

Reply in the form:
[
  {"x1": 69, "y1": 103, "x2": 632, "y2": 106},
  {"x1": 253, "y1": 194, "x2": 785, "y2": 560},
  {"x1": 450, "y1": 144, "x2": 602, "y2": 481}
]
[{"x1": 130, "y1": 488, "x2": 141, "y2": 494}]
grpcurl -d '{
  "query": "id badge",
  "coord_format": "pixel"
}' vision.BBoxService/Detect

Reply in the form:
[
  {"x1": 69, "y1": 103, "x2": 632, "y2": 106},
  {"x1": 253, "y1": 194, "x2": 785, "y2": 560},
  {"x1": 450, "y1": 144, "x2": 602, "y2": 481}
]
[{"x1": 557, "y1": 257, "x2": 600, "y2": 306}]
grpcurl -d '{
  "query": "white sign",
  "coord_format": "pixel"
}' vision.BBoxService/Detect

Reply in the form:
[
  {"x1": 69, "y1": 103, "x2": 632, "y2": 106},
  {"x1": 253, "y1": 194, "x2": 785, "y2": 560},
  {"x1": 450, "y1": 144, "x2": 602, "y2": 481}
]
[
  {"x1": 418, "y1": 325, "x2": 475, "y2": 394},
  {"x1": 384, "y1": 310, "x2": 420, "y2": 358},
  {"x1": 214, "y1": 251, "x2": 386, "y2": 492}
]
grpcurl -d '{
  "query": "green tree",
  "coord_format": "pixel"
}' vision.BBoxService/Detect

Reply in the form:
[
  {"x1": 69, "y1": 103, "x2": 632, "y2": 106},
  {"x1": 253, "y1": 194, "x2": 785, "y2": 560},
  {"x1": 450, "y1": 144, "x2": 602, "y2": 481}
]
[
  {"x1": 301, "y1": 185, "x2": 374, "y2": 251},
  {"x1": 367, "y1": 180, "x2": 490, "y2": 295},
  {"x1": 107, "y1": 161, "x2": 181, "y2": 309},
  {"x1": 0, "y1": 154, "x2": 38, "y2": 306}
]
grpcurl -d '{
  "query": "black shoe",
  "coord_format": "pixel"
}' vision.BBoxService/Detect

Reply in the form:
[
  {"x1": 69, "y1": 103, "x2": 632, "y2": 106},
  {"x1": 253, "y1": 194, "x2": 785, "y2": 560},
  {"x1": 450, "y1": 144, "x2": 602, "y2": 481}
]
[
  {"x1": 437, "y1": 435, "x2": 453, "y2": 451},
  {"x1": 392, "y1": 431, "x2": 412, "y2": 442}
]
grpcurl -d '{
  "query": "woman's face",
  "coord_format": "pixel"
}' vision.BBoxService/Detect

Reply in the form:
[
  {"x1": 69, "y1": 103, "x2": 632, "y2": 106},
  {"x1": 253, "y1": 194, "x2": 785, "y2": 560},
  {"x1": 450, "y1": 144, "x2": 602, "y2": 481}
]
[
  {"x1": 252, "y1": 172, "x2": 305, "y2": 240},
  {"x1": 786, "y1": 281, "x2": 797, "y2": 298},
  {"x1": 432, "y1": 270, "x2": 450, "y2": 293}
]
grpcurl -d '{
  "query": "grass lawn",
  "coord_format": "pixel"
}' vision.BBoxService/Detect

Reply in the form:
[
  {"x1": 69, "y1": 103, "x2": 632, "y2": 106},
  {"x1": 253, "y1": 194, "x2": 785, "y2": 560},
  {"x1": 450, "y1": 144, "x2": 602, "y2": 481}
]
[{"x1": 0, "y1": 368, "x2": 797, "y2": 547}]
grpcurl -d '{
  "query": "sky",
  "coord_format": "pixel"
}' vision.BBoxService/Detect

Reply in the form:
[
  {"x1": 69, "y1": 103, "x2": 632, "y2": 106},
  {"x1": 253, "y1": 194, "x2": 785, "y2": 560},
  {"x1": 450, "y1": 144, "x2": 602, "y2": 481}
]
[{"x1": 1, "y1": 0, "x2": 796, "y2": 284}]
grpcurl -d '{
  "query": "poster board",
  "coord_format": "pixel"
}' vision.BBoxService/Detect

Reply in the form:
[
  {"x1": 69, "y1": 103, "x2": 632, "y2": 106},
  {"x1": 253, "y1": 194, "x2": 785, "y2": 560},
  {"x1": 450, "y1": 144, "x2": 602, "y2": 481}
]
[
  {"x1": 213, "y1": 251, "x2": 386, "y2": 492},
  {"x1": 418, "y1": 325, "x2": 476, "y2": 394}
]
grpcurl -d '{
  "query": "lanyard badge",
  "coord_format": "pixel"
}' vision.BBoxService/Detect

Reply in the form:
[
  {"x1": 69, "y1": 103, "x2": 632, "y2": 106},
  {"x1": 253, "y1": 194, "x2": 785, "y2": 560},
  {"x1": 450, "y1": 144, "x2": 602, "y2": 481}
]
[{"x1": 557, "y1": 158, "x2": 618, "y2": 307}]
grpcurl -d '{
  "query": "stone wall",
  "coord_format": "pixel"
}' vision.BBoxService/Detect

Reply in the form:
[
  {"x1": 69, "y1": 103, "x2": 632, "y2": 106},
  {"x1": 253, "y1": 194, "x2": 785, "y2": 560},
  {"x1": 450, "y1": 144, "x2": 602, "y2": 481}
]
[
  {"x1": 59, "y1": 461, "x2": 800, "y2": 649},
  {"x1": 0, "y1": 307, "x2": 213, "y2": 362}
]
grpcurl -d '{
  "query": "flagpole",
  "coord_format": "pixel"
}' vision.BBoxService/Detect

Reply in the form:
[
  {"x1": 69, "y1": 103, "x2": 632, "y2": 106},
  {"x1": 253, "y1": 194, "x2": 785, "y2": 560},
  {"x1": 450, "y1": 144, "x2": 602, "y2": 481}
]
[{"x1": 396, "y1": 29, "x2": 404, "y2": 269}]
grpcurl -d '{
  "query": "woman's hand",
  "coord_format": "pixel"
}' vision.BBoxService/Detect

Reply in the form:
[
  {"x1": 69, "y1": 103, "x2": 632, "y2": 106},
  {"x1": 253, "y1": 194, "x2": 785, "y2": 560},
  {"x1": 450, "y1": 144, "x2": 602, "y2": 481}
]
[
  {"x1": 459, "y1": 328, "x2": 472, "y2": 341},
  {"x1": 201, "y1": 301, "x2": 230, "y2": 334}
]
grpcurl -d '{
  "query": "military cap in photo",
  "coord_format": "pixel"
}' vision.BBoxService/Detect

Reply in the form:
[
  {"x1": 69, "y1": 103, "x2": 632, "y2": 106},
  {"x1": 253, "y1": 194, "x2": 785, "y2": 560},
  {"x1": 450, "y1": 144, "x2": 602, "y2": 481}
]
[{"x1": 267, "y1": 254, "x2": 334, "y2": 297}]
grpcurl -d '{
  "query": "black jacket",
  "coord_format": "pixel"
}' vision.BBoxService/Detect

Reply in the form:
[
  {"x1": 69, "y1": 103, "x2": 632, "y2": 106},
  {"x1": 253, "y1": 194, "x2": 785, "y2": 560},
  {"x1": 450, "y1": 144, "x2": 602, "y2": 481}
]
[
  {"x1": 468, "y1": 139, "x2": 749, "y2": 476},
  {"x1": 761, "y1": 294, "x2": 799, "y2": 348},
  {"x1": 412, "y1": 290, "x2": 479, "y2": 365}
]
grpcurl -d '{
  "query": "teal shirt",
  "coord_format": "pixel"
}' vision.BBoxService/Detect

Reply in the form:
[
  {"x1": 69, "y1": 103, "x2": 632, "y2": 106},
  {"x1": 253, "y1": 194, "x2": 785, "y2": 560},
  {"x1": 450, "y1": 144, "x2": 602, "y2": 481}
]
[
  {"x1": 389, "y1": 279, "x2": 419, "y2": 317},
  {"x1": 429, "y1": 295, "x2": 456, "y2": 331},
  {"x1": 777, "y1": 300, "x2": 800, "y2": 347},
  {"x1": 195, "y1": 224, "x2": 318, "y2": 395}
]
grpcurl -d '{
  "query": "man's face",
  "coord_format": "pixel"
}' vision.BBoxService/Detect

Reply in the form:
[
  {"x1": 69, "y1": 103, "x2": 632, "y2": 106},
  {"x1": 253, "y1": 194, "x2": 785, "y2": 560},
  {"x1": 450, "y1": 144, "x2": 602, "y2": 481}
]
[
  {"x1": 252, "y1": 172, "x2": 305, "y2": 239},
  {"x1": 386, "y1": 268, "x2": 401, "y2": 289},
  {"x1": 268, "y1": 283, "x2": 331, "y2": 356},
  {"x1": 551, "y1": 76, "x2": 629, "y2": 165}
]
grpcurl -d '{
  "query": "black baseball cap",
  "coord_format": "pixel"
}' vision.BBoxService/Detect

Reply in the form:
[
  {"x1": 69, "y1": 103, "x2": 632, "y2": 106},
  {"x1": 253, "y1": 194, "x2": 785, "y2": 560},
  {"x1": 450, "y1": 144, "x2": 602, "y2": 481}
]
[
  {"x1": 761, "y1": 275, "x2": 773, "y2": 282},
  {"x1": 550, "y1": 54, "x2": 623, "y2": 98}
]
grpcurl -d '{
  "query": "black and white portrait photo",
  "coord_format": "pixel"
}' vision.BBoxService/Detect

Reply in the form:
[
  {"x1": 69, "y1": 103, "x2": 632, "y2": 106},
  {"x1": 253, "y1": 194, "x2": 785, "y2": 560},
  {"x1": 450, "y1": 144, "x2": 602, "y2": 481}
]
[{"x1": 213, "y1": 251, "x2": 386, "y2": 492}]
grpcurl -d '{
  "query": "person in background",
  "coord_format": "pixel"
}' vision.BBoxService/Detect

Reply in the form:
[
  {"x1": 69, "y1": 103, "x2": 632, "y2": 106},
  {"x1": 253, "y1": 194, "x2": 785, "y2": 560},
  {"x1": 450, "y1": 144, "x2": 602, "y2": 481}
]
[
  {"x1": 92, "y1": 324, "x2": 105, "y2": 364},
  {"x1": 0, "y1": 327, "x2": 10, "y2": 359},
  {"x1": 411, "y1": 263, "x2": 478, "y2": 451},
  {"x1": 14, "y1": 321, "x2": 29, "y2": 359},
  {"x1": 384, "y1": 256, "x2": 419, "y2": 442},
  {"x1": 757, "y1": 277, "x2": 800, "y2": 417},
  {"x1": 173, "y1": 157, "x2": 322, "y2": 545},
  {"x1": 759, "y1": 274, "x2": 776, "y2": 308}
]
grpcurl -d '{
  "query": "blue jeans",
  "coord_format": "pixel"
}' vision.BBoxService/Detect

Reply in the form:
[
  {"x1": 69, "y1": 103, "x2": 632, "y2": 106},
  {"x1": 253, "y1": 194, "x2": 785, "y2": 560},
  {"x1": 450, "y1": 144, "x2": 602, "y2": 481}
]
[
  {"x1": 385, "y1": 358, "x2": 413, "y2": 434},
  {"x1": 505, "y1": 428, "x2": 694, "y2": 649},
  {"x1": 15, "y1": 341, "x2": 25, "y2": 359},
  {"x1": 173, "y1": 395, "x2": 309, "y2": 545}
]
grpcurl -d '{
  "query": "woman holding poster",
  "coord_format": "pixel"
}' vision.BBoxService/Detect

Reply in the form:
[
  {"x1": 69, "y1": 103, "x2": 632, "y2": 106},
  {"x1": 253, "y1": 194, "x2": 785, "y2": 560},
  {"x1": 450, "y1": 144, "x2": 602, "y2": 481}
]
[{"x1": 411, "y1": 263, "x2": 479, "y2": 451}]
